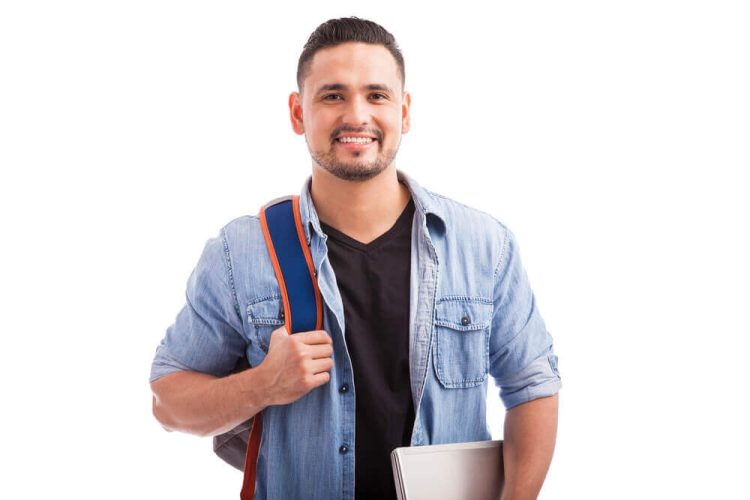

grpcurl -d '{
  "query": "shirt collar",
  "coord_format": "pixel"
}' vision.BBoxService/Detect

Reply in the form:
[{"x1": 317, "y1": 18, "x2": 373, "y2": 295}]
[{"x1": 298, "y1": 170, "x2": 446, "y2": 242}]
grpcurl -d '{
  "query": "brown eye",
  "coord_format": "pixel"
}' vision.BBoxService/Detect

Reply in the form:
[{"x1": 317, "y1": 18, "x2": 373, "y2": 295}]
[
  {"x1": 323, "y1": 94, "x2": 343, "y2": 101},
  {"x1": 370, "y1": 93, "x2": 387, "y2": 100}
]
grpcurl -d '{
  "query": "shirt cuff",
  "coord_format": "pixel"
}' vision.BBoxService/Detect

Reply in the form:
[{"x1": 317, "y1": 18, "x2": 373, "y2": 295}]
[
  {"x1": 149, "y1": 342, "x2": 195, "y2": 383},
  {"x1": 496, "y1": 350, "x2": 562, "y2": 410}
]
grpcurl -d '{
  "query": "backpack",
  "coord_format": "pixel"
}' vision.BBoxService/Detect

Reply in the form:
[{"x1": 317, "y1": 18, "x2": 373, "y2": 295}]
[{"x1": 212, "y1": 195, "x2": 323, "y2": 500}]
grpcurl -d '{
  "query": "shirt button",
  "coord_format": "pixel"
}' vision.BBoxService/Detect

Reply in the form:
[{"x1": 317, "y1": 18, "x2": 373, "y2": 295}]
[
  {"x1": 339, "y1": 384, "x2": 349, "y2": 393},
  {"x1": 339, "y1": 444, "x2": 349, "y2": 454},
  {"x1": 461, "y1": 315, "x2": 470, "y2": 326},
  {"x1": 279, "y1": 310, "x2": 285, "y2": 321}
]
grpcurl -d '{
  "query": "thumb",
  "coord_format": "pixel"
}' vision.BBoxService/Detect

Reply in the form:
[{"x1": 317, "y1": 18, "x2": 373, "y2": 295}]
[{"x1": 269, "y1": 325, "x2": 289, "y2": 346}]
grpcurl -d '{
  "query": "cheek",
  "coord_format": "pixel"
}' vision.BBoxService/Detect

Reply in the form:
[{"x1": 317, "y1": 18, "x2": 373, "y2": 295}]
[
  {"x1": 309, "y1": 115, "x2": 335, "y2": 139},
  {"x1": 304, "y1": 125, "x2": 326, "y2": 146},
  {"x1": 383, "y1": 118, "x2": 403, "y2": 139},
  {"x1": 383, "y1": 109, "x2": 403, "y2": 131}
]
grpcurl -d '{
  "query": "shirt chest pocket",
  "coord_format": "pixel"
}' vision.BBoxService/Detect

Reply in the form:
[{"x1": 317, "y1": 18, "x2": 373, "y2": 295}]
[
  {"x1": 247, "y1": 295, "x2": 285, "y2": 354},
  {"x1": 433, "y1": 298, "x2": 492, "y2": 388}
]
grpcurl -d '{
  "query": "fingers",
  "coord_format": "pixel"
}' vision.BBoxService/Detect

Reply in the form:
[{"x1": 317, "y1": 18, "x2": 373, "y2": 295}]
[
  {"x1": 309, "y1": 371, "x2": 331, "y2": 388},
  {"x1": 306, "y1": 343, "x2": 334, "y2": 360},
  {"x1": 307, "y1": 357, "x2": 334, "y2": 374},
  {"x1": 295, "y1": 329, "x2": 332, "y2": 345}
]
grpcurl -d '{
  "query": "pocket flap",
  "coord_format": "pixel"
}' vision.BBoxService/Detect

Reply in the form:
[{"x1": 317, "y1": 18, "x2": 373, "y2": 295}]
[
  {"x1": 247, "y1": 295, "x2": 285, "y2": 326},
  {"x1": 434, "y1": 298, "x2": 492, "y2": 331}
]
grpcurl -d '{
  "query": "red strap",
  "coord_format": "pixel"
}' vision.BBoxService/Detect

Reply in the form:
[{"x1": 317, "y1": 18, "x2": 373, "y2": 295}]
[{"x1": 240, "y1": 412, "x2": 262, "y2": 500}]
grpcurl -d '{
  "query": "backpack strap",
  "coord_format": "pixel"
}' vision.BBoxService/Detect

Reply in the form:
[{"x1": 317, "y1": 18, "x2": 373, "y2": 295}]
[{"x1": 240, "y1": 195, "x2": 323, "y2": 500}]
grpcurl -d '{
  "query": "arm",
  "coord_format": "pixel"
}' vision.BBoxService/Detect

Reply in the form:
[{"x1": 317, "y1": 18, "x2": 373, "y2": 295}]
[
  {"x1": 148, "y1": 229, "x2": 252, "y2": 436},
  {"x1": 151, "y1": 327, "x2": 334, "y2": 437},
  {"x1": 500, "y1": 393, "x2": 559, "y2": 500},
  {"x1": 151, "y1": 367, "x2": 268, "y2": 437},
  {"x1": 488, "y1": 225, "x2": 562, "y2": 499},
  {"x1": 149, "y1": 228, "x2": 332, "y2": 437}
]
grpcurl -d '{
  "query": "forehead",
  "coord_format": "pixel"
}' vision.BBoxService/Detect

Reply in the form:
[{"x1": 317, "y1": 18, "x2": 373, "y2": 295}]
[{"x1": 304, "y1": 42, "x2": 401, "y2": 93}]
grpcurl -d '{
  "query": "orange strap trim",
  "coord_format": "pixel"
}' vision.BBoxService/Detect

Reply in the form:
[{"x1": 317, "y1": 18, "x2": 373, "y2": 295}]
[
  {"x1": 258, "y1": 205, "x2": 293, "y2": 334},
  {"x1": 292, "y1": 195, "x2": 324, "y2": 330},
  {"x1": 239, "y1": 197, "x2": 323, "y2": 499}
]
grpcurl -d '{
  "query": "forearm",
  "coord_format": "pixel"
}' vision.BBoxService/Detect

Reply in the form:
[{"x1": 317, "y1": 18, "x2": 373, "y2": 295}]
[
  {"x1": 151, "y1": 367, "x2": 269, "y2": 437},
  {"x1": 500, "y1": 393, "x2": 559, "y2": 500}
]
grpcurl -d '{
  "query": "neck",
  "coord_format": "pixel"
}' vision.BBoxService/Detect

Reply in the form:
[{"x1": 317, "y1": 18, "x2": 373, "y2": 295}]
[{"x1": 310, "y1": 164, "x2": 411, "y2": 245}]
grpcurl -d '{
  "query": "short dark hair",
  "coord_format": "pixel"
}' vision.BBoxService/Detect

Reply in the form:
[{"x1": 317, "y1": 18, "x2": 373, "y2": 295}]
[{"x1": 297, "y1": 17, "x2": 405, "y2": 92}]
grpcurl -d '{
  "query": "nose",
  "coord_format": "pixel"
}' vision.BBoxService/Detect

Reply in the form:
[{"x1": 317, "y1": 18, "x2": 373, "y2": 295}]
[{"x1": 340, "y1": 94, "x2": 370, "y2": 126}]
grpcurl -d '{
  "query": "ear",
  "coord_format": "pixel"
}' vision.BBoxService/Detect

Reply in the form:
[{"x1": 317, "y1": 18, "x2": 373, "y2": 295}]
[
  {"x1": 289, "y1": 92, "x2": 304, "y2": 135},
  {"x1": 401, "y1": 91, "x2": 412, "y2": 134}
]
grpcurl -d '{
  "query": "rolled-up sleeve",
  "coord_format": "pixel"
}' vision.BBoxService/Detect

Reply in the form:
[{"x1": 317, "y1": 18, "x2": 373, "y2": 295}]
[
  {"x1": 149, "y1": 227, "x2": 247, "y2": 383},
  {"x1": 489, "y1": 225, "x2": 561, "y2": 410}
]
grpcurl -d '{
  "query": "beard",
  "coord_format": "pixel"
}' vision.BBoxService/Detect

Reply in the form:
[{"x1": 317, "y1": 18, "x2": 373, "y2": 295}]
[{"x1": 307, "y1": 131, "x2": 400, "y2": 182}]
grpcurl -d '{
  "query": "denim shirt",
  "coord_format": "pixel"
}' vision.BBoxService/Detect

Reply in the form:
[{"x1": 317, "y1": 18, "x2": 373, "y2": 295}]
[{"x1": 149, "y1": 170, "x2": 561, "y2": 500}]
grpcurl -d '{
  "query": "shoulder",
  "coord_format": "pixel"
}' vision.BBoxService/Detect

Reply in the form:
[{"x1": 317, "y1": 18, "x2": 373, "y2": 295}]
[
  {"x1": 220, "y1": 214, "x2": 262, "y2": 244},
  {"x1": 412, "y1": 183, "x2": 516, "y2": 300},
  {"x1": 188, "y1": 215, "x2": 261, "y2": 286},
  {"x1": 419, "y1": 185, "x2": 510, "y2": 251},
  {"x1": 212, "y1": 214, "x2": 270, "y2": 277}
]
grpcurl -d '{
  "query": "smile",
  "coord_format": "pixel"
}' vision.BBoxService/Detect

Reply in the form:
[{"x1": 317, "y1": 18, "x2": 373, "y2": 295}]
[{"x1": 336, "y1": 137, "x2": 375, "y2": 144}]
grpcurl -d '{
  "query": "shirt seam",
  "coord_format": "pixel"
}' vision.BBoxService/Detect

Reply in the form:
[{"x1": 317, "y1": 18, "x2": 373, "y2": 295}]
[
  {"x1": 492, "y1": 222, "x2": 510, "y2": 281},
  {"x1": 221, "y1": 226, "x2": 242, "y2": 320},
  {"x1": 490, "y1": 223, "x2": 522, "y2": 363}
]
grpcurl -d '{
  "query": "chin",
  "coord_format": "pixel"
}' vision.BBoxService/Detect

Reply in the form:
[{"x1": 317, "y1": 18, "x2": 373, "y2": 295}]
[{"x1": 323, "y1": 162, "x2": 388, "y2": 182}]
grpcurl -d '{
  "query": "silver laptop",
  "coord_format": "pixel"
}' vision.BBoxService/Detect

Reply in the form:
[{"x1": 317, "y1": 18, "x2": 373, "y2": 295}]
[{"x1": 391, "y1": 440, "x2": 504, "y2": 500}]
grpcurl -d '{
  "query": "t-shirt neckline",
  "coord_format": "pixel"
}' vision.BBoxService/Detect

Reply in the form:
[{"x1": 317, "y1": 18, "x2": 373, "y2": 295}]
[{"x1": 320, "y1": 198, "x2": 415, "y2": 253}]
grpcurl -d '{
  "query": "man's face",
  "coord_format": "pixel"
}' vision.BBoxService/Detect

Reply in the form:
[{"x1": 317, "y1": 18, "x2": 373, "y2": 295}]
[{"x1": 289, "y1": 42, "x2": 411, "y2": 182}]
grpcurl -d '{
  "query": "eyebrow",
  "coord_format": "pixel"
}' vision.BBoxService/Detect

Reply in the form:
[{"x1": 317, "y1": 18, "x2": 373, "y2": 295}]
[{"x1": 315, "y1": 83, "x2": 395, "y2": 95}]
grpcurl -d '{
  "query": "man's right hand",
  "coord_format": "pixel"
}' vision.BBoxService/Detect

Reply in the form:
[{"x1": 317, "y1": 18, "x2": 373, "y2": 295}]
[{"x1": 257, "y1": 326, "x2": 334, "y2": 406}]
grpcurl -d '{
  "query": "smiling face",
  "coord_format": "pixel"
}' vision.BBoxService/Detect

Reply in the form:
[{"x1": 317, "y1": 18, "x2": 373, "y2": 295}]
[{"x1": 289, "y1": 42, "x2": 411, "y2": 182}]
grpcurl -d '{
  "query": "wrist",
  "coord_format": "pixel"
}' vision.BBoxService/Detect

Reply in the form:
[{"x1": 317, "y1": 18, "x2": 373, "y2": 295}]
[{"x1": 237, "y1": 364, "x2": 272, "y2": 411}]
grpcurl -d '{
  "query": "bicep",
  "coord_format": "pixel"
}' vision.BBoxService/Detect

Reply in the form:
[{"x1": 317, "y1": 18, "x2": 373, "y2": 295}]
[{"x1": 149, "y1": 230, "x2": 247, "y2": 383}]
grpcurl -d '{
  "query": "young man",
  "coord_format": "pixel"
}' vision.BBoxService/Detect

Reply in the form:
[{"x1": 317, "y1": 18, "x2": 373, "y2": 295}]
[{"x1": 150, "y1": 17, "x2": 561, "y2": 500}]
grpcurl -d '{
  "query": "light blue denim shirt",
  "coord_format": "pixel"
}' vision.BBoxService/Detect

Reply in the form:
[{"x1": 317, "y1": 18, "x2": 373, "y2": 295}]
[{"x1": 150, "y1": 170, "x2": 561, "y2": 499}]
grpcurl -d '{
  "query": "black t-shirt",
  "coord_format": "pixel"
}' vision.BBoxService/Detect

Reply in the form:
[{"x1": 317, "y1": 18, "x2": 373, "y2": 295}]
[{"x1": 320, "y1": 197, "x2": 416, "y2": 500}]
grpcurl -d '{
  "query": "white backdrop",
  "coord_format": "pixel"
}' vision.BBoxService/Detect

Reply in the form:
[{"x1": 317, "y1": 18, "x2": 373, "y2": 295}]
[{"x1": 1, "y1": 1, "x2": 748, "y2": 499}]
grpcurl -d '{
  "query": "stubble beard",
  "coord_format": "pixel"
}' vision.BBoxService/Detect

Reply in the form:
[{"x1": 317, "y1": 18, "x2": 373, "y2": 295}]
[{"x1": 308, "y1": 138, "x2": 400, "y2": 182}]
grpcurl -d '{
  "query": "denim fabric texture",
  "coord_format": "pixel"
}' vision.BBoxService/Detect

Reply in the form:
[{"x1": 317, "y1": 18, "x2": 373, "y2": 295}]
[{"x1": 149, "y1": 170, "x2": 562, "y2": 500}]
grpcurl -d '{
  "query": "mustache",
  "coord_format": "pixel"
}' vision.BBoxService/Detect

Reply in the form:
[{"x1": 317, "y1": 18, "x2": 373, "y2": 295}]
[{"x1": 330, "y1": 126, "x2": 383, "y2": 142}]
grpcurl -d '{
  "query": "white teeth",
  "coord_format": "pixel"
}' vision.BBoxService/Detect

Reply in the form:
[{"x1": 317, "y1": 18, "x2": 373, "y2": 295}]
[{"x1": 338, "y1": 137, "x2": 374, "y2": 144}]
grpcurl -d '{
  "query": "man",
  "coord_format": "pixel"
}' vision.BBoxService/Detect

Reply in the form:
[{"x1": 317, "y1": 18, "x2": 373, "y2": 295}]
[{"x1": 150, "y1": 17, "x2": 561, "y2": 500}]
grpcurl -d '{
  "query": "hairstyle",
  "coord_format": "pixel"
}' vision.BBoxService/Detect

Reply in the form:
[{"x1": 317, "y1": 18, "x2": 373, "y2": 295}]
[{"x1": 296, "y1": 17, "x2": 405, "y2": 92}]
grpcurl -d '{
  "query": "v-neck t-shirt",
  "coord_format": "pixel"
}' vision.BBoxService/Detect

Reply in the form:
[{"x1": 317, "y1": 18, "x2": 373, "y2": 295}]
[{"x1": 319, "y1": 197, "x2": 416, "y2": 500}]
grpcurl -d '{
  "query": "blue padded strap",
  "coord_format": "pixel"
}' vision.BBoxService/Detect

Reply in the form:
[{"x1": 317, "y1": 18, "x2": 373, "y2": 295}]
[{"x1": 262, "y1": 199, "x2": 319, "y2": 334}]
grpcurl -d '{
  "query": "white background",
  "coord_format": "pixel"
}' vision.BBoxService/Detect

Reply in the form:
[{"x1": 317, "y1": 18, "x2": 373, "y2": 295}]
[{"x1": 1, "y1": 1, "x2": 748, "y2": 498}]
